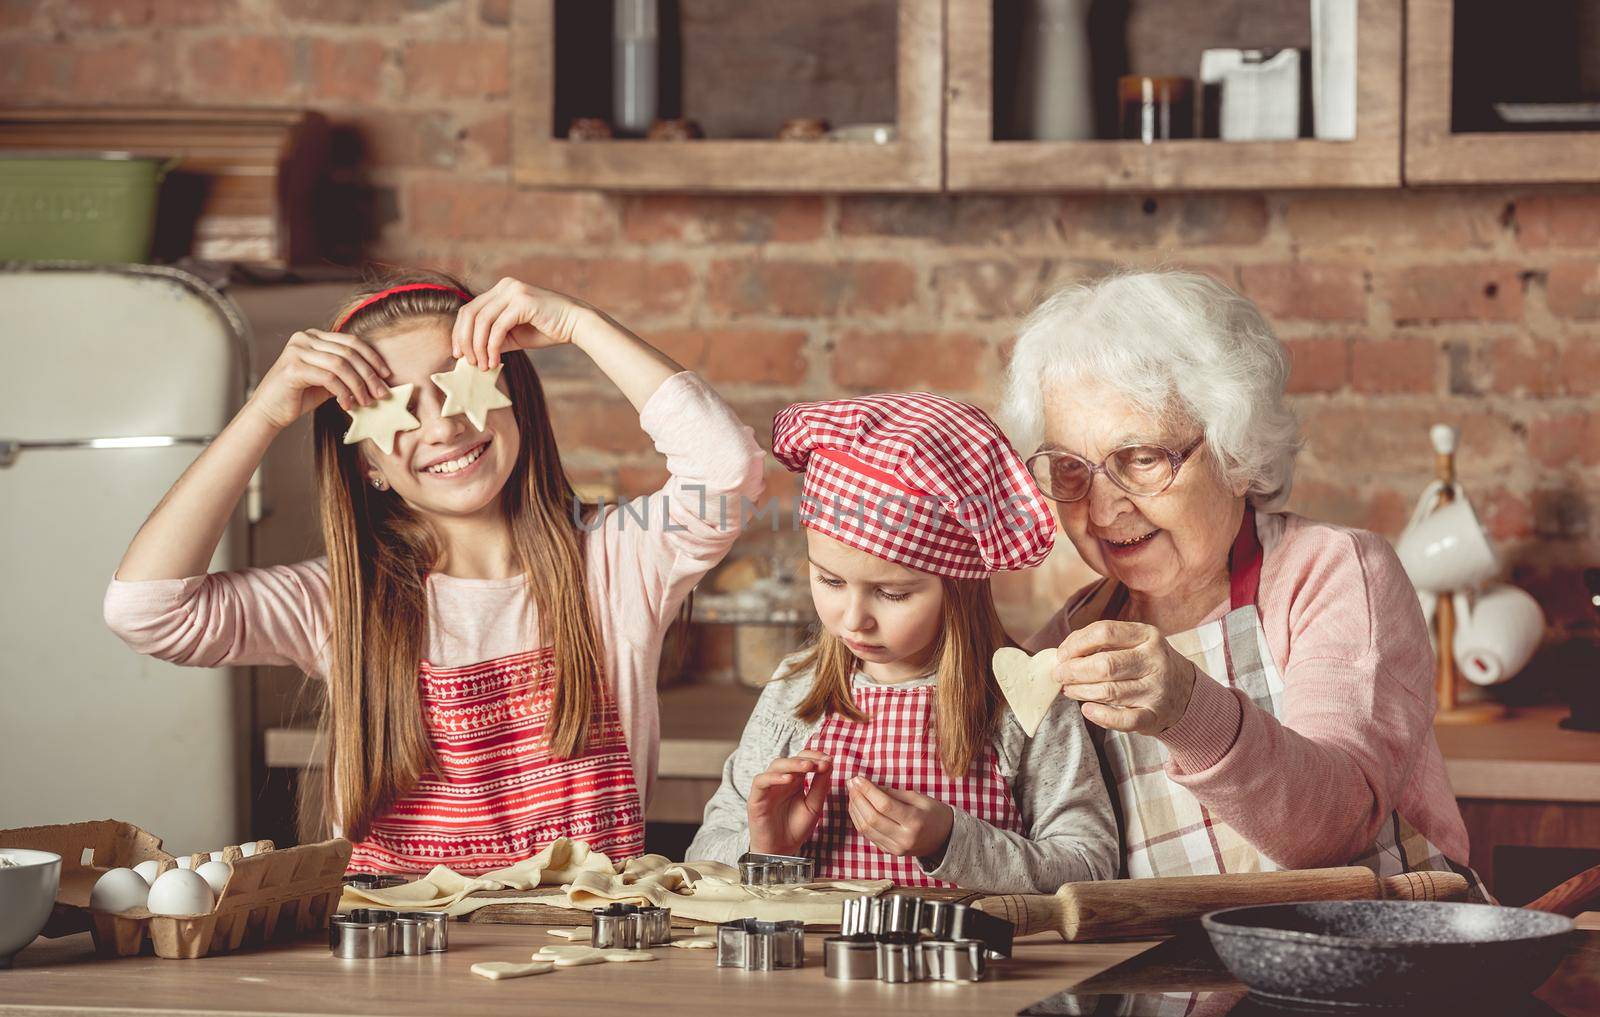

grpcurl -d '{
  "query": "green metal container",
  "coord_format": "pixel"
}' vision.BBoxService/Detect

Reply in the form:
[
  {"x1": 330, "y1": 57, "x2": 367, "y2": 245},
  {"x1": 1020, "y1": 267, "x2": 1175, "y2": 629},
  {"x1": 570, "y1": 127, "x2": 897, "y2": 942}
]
[{"x1": 0, "y1": 152, "x2": 171, "y2": 264}]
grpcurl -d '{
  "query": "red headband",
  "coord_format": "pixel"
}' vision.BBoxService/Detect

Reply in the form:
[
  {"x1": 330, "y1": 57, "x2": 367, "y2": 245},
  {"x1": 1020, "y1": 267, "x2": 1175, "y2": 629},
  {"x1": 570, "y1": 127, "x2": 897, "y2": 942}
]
[{"x1": 333, "y1": 283, "x2": 472, "y2": 332}]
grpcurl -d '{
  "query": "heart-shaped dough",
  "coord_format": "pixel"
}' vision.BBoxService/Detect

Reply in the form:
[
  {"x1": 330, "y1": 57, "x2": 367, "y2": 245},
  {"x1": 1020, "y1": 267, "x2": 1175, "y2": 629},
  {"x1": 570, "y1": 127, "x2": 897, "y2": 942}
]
[
  {"x1": 538, "y1": 944, "x2": 602, "y2": 964},
  {"x1": 471, "y1": 960, "x2": 555, "y2": 980},
  {"x1": 992, "y1": 646, "x2": 1059, "y2": 738}
]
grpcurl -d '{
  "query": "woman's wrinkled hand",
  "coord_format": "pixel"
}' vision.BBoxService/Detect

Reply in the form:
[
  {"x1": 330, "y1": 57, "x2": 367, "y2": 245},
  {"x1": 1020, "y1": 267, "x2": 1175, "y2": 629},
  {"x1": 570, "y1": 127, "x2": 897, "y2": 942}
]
[{"x1": 1055, "y1": 619, "x2": 1199, "y2": 735}]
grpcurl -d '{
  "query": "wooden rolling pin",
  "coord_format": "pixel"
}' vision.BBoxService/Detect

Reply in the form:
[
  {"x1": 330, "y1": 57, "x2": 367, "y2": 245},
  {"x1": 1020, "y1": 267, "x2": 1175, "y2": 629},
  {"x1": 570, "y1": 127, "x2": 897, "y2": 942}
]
[{"x1": 975, "y1": 867, "x2": 1468, "y2": 941}]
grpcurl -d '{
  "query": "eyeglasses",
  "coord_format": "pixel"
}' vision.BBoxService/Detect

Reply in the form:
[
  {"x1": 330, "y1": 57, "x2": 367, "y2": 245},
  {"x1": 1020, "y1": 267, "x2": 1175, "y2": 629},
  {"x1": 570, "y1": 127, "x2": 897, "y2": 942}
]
[{"x1": 1026, "y1": 436, "x2": 1204, "y2": 503}]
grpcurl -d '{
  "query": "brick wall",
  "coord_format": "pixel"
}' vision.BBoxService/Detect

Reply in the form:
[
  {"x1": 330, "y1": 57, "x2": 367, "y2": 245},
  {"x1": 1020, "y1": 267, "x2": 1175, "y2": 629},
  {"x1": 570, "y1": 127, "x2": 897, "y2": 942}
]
[{"x1": 5, "y1": 1, "x2": 1598, "y2": 649}]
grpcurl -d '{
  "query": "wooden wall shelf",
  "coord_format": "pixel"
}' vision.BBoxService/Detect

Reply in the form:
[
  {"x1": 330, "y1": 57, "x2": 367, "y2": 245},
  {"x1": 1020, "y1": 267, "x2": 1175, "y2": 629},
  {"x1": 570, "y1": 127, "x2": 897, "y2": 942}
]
[
  {"x1": 510, "y1": 0, "x2": 943, "y2": 193},
  {"x1": 1406, "y1": 0, "x2": 1600, "y2": 185},
  {"x1": 506, "y1": 0, "x2": 1600, "y2": 194},
  {"x1": 0, "y1": 107, "x2": 325, "y2": 266},
  {"x1": 945, "y1": 0, "x2": 1402, "y2": 192}
]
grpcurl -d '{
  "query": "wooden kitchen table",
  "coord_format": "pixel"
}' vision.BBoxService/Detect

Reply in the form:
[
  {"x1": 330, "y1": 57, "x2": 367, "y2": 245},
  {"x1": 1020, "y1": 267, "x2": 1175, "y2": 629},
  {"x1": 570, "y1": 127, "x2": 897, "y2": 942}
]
[{"x1": 4, "y1": 924, "x2": 1598, "y2": 1017}]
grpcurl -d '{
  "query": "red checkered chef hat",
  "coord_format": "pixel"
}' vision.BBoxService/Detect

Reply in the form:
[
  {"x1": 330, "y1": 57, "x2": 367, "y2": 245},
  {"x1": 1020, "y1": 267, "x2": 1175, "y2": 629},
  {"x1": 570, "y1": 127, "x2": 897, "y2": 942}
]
[{"x1": 771, "y1": 393, "x2": 1055, "y2": 580}]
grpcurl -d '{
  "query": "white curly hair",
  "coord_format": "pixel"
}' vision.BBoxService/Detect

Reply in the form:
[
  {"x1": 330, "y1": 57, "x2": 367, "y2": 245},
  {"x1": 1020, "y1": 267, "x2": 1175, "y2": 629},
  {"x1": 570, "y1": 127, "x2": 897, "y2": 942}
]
[{"x1": 999, "y1": 270, "x2": 1302, "y2": 511}]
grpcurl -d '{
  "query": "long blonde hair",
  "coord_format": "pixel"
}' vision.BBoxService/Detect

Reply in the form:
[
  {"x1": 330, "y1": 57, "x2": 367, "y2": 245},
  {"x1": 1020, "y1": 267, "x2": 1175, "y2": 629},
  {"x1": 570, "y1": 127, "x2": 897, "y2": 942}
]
[
  {"x1": 308, "y1": 269, "x2": 604, "y2": 842},
  {"x1": 789, "y1": 575, "x2": 1013, "y2": 778}
]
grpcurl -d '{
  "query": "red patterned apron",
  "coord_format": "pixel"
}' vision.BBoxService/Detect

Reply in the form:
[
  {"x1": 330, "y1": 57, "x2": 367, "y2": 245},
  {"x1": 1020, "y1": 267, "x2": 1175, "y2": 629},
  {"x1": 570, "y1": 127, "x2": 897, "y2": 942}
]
[
  {"x1": 800, "y1": 682, "x2": 1022, "y2": 886},
  {"x1": 347, "y1": 648, "x2": 645, "y2": 875}
]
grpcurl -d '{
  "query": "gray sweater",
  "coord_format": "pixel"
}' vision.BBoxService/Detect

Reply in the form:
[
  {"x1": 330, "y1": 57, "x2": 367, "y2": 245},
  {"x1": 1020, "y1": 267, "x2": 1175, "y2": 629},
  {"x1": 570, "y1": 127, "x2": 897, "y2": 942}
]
[{"x1": 685, "y1": 656, "x2": 1119, "y2": 893}]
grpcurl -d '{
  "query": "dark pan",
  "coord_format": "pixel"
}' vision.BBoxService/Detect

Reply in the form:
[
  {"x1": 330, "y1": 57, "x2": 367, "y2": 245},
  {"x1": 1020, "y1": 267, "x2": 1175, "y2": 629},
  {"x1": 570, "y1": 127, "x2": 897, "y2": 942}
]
[{"x1": 1201, "y1": 900, "x2": 1578, "y2": 1007}]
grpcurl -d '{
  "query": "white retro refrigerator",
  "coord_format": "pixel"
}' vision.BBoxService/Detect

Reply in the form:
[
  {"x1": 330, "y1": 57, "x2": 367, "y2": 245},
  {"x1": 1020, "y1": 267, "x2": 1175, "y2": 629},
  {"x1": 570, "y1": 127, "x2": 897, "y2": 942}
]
[{"x1": 0, "y1": 264, "x2": 252, "y2": 852}]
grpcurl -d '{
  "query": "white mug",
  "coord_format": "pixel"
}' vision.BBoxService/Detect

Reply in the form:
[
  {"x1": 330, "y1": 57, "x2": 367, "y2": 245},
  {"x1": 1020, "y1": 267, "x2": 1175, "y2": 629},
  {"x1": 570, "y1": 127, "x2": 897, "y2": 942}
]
[
  {"x1": 1452, "y1": 584, "x2": 1545, "y2": 686},
  {"x1": 1396, "y1": 496, "x2": 1498, "y2": 594}
]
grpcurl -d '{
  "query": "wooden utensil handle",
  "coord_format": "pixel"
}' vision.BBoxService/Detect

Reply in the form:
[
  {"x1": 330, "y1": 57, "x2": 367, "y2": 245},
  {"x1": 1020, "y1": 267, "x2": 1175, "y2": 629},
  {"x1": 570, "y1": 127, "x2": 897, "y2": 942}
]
[
  {"x1": 975, "y1": 866, "x2": 1468, "y2": 942},
  {"x1": 972, "y1": 892, "x2": 1063, "y2": 938},
  {"x1": 1526, "y1": 863, "x2": 1600, "y2": 917},
  {"x1": 1378, "y1": 870, "x2": 1469, "y2": 902}
]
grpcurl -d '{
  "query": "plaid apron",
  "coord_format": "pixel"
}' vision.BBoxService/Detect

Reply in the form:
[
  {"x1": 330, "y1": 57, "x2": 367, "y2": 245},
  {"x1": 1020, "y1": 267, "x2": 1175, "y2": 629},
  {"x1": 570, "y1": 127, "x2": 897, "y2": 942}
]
[
  {"x1": 1069, "y1": 510, "x2": 1485, "y2": 896},
  {"x1": 801, "y1": 682, "x2": 1023, "y2": 886}
]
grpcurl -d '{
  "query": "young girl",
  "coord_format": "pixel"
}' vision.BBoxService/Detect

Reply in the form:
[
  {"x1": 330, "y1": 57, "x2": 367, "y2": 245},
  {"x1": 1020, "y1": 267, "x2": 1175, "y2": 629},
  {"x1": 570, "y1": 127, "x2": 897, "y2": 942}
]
[
  {"x1": 104, "y1": 272, "x2": 764, "y2": 874},
  {"x1": 688, "y1": 393, "x2": 1117, "y2": 893}
]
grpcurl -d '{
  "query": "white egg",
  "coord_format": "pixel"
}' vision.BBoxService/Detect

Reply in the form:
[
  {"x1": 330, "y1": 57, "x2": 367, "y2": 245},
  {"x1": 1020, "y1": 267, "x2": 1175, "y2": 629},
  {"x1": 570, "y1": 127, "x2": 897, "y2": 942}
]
[
  {"x1": 175, "y1": 856, "x2": 195, "y2": 870},
  {"x1": 239, "y1": 842, "x2": 260, "y2": 858},
  {"x1": 132, "y1": 859, "x2": 162, "y2": 886},
  {"x1": 194, "y1": 860, "x2": 233, "y2": 896},
  {"x1": 209, "y1": 850, "x2": 226, "y2": 862},
  {"x1": 146, "y1": 868, "x2": 215, "y2": 917},
  {"x1": 90, "y1": 868, "x2": 150, "y2": 913}
]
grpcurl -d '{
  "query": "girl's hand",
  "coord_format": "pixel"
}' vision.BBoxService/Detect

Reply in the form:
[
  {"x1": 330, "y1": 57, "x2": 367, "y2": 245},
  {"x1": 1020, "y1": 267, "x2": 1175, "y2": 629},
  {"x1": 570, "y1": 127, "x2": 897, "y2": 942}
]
[
  {"x1": 1055, "y1": 619, "x2": 1199, "y2": 735},
  {"x1": 451, "y1": 277, "x2": 596, "y2": 368},
  {"x1": 747, "y1": 751, "x2": 832, "y2": 857},
  {"x1": 247, "y1": 328, "x2": 392, "y2": 431},
  {"x1": 845, "y1": 777, "x2": 954, "y2": 859}
]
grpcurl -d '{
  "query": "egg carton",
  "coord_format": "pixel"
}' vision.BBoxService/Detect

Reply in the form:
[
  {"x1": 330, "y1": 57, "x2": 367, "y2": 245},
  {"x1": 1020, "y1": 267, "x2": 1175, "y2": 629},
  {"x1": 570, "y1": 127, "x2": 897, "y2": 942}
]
[{"x1": 0, "y1": 819, "x2": 352, "y2": 959}]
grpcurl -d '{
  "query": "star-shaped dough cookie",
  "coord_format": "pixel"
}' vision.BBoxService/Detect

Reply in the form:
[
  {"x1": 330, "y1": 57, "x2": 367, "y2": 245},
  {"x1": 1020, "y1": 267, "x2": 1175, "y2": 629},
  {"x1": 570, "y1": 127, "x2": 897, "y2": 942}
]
[
  {"x1": 992, "y1": 646, "x2": 1061, "y2": 738},
  {"x1": 431, "y1": 358, "x2": 513, "y2": 431},
  {"x1": 342, "y1": 382, "x2": 419, "y2": 456}
]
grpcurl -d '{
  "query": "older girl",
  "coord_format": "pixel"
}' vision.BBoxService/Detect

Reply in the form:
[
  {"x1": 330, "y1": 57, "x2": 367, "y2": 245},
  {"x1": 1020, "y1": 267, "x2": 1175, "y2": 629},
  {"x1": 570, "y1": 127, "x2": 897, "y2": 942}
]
[{"x1": 105, "y1": 273, "x2": 764, "y2": 873}]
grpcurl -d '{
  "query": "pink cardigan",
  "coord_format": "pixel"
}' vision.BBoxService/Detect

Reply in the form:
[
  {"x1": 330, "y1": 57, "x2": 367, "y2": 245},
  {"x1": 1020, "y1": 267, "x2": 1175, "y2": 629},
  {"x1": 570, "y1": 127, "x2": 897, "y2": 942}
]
[
  {"x1": 103, "y1": 372, "x2": 766, "y2": 809},
  {"x1": 1026, "y1": 511, "x2": 1471, "y2": 870}
]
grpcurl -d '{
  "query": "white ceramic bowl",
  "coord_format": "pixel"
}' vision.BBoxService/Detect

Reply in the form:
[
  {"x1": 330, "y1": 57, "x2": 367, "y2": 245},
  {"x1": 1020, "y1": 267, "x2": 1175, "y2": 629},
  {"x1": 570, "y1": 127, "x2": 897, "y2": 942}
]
[{"x1": 0, "y1": 848, "x2": 62, "y2": 968}]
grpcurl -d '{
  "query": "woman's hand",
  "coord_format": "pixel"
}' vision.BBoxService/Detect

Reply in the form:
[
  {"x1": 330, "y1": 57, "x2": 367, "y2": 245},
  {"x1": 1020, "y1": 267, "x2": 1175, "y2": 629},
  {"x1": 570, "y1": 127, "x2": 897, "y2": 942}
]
[
  {"x1": 246, "y1": 328, "x2": 392, "y2": 431},
  {"x1": 845, "y1": 777, "x2": 954, "y2": 859},
  {"x1": 451, "y1": 277, "x2": 597, "y2": 368},
  {"x1": 1056, "y1": 620, "x2": 1199, "y2": 735},
  {"x1": 747, "y1": 751, "x2": 832, "y2": 857}
]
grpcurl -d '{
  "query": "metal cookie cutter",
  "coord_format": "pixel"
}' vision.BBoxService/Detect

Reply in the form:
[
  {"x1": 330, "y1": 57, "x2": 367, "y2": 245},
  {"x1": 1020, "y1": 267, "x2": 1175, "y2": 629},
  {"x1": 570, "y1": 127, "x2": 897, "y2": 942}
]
[
  {"x1": 823, "y1": 894, "x2": 1012, "y2": 982},
  {"x1": 341, "y1": 873, "x2": 408, "y2": 890},
  {"x1": 877, "y1": 895, "x2": 926, "y2": 935},
  {"x1": 839, "y1": 895, "x2": 877, "y2": 937},
  {"x1": 410, "y1": 910, "x2": 450, "y2": 953},
  {"x1": 392, "y1": 917, "x2": 429, "y2": 956},
  {"x1": 823, "y1": 895, "x2": 879, "y2": 979},
  {"x1": 715, "y1": 918, "x2": 806, "y2": 970},
  {"x1": 329, "y1": 909, "x2": 451, "y2": 958},
  {"x1": 875, "y1": 934, "x2": 923, "y2": 983},
  {"x1": 931, "y1": 901, "x2": 1014, "y2": 959},
  {"x1": 920, "y1": 939, "x2": 988, "y2": 983},
  {"x1": 822, "y1": 934, "x2": 878, "y2": 979},
  {"x1": 736, "y1": 851, "x2": 816, "y2": 886},
  {"x1": 329, "y1": 911, "x2": 396, "y2": 959},
  {"x1": 591, "y1": 902, "x2": 672, "y2": 949}
]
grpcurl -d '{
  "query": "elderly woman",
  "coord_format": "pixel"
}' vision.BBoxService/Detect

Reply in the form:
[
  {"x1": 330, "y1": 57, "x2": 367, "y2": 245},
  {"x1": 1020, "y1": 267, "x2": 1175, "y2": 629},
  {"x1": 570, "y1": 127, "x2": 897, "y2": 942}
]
[{"x1": 1002, "y1": 270, "x2": 1479, "y2": 888}]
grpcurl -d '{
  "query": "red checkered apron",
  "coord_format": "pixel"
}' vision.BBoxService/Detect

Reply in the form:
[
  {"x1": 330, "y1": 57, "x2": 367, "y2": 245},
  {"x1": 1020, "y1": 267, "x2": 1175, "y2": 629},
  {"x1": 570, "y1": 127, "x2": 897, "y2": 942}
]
[
  {"x1": 800, "y1": 682, "x2": 1023, "y2": 886},
  {"x1": 1073, "y1": 511, "x2": 1485, "y2": 896},
  {"x1": 347, "y1": 648, "x2": 644, "y2": 875}
]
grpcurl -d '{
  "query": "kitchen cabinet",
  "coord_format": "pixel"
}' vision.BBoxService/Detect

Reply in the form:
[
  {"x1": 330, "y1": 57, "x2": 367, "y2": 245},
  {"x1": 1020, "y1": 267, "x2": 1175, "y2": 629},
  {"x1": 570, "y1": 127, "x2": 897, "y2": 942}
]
[
  {"x1": 945, "y1": 0, "x2": 1403, "y2": 191},
  {"x1": 1406, "y1": 0, "x2": 1600, "y2": 184},
  {"x1": 510, "y1": 0, "x2": 943, "y2": 192}
]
